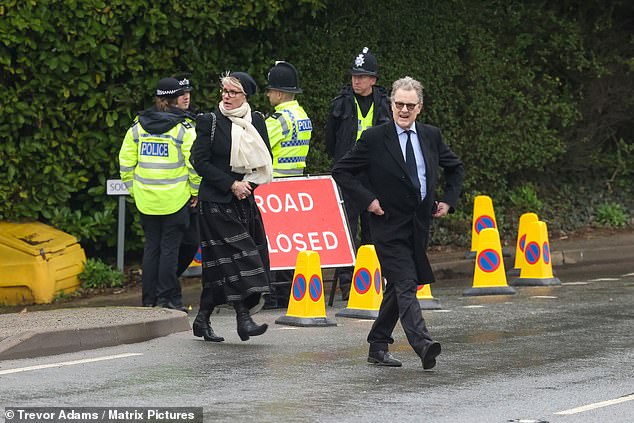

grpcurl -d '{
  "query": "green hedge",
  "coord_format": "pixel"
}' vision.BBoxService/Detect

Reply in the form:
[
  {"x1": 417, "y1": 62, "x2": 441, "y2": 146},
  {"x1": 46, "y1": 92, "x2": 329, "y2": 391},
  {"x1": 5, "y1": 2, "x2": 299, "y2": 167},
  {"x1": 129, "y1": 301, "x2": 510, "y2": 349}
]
[{"x1": 1, "y1": 0, "x2": 631, "y2": 254}]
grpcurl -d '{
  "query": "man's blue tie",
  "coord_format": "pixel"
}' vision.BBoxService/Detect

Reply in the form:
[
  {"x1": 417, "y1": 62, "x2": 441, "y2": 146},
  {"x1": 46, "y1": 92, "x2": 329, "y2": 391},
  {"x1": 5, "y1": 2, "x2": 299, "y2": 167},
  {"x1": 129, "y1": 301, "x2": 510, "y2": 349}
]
[{"x1": 405, "y1": 130, "x2": 420, "y2": 190}]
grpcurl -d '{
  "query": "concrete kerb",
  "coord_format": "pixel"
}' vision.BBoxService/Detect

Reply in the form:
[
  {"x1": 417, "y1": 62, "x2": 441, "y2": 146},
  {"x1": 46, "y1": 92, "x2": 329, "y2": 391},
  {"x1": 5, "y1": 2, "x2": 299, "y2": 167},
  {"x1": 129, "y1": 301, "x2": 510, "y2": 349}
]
[{"x1": 0, "y1": 307, "x2": 190, "y2": 361}]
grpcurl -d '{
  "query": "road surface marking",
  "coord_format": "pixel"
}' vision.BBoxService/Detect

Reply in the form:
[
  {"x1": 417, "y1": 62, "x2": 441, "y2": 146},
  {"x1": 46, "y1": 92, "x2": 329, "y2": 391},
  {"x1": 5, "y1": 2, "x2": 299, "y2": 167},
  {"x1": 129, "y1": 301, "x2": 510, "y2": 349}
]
[
  {"x1": 463, "y1": 305, "x2": 485, "y2": 308},
  {"x1": 588, "y1": 278, "x2": 620, "y2": 282},
  {"x1": 0, "y1": 353, "x2": 143, "y2": 376},
  {"x1": 531, "y1": 296, "x2": 558, "y2": 299},
  {"x1": 555, "y1": 393, "x2": 634, "y2": 415},
  {"x1": 561, "y1": 282, "x2": 589, "y2": 285},
  {"x1": 433, "y1": 310, "x2": 452, "y2": 313},
  {"x1": 622, "y1": 272, "x2": 634, "y2": 277},
  {"x1": 275, "y1": 326, "x2": 300, "y2": 330}
]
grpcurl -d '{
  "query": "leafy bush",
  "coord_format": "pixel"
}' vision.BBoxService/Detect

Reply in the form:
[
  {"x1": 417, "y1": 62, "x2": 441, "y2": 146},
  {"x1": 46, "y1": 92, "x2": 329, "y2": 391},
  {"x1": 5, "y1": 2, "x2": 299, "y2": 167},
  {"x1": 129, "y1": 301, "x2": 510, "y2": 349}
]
[
  {"x1": 79, "y1": 258, "x2": 125, "y2": 289},
  {"x1": 595, "y1": 202, "x2": 628, "y2": 228},
  {"x1": 2, "y1": 0, "x2": 632, "y2": 254},
  {"x1": 509, "y1": 184, "x2": 544, "y2": 215}
]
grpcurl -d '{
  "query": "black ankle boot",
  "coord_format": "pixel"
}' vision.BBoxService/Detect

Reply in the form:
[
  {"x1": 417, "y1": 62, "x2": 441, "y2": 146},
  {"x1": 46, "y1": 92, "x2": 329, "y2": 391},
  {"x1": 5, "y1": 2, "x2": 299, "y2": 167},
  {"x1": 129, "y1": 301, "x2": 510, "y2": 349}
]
[
  {"x1": 192, "y1": 307, "x2": 224, "y2": 342},
  {"x1": 234, "y1": 302, "x2": 268, "y2": 341}
]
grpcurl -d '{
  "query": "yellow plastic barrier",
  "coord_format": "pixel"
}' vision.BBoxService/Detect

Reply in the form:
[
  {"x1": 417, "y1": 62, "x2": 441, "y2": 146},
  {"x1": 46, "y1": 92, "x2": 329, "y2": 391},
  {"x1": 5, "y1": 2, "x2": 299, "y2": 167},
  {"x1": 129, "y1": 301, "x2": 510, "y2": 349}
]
[
  {"x1": 275, "y1": 251, "x2": 337, "y2": 327},
  {"x1": 463, "y1": 228, "x2": 517, "y2": 296},
  {"x1": 466, "y1": 195, "x2": 498, "y2": 258},
  {"x1": 0, "y1": 222, "x2": 86, "y2": 305},
  {"x1": 336, "y1": 245, "x2": 383, "y2": 320},
  {"x1": 507, "y1": 212, "x2": 539, "y2": 277},
  {"x1": 510, "y1": 221, "x2": 561, "y2": 286},
  {"x1": 416, "y1": 283, "x2": 442, "y2": 310}
]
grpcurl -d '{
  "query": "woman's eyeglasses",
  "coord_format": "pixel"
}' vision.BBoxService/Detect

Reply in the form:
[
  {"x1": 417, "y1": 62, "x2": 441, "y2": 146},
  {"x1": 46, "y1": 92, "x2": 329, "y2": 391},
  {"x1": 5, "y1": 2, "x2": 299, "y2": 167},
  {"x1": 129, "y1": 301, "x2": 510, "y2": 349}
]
[
  {"x1": 393, "y1": 101, "x2": 419, "y2": 111},
  {"x1": 220, "y1": 88, "x2": 245, "y2": 98}
]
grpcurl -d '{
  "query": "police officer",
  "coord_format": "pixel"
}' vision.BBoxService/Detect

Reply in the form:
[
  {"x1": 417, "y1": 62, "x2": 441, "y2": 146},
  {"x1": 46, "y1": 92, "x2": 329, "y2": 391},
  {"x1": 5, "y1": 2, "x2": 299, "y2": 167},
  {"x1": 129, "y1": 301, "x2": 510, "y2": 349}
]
[
  {"x1": 171, "y1": 73, "x2": 202, "y2": 281},
  {"x1": 119, "y1": 77, "x2": 200, "y2": 312},
  {"x1": 172, "y1": 72, "x2": 198, "y2": 118},
  {"x1": 264, "y1": 61, "x2": 312, "y2": 308},
  {"x1": 265, "y1": 61, "x2": 312, "y2": 177},
  {"x1": 326, "y1": 47, "x2": 391, "y2": 300}
]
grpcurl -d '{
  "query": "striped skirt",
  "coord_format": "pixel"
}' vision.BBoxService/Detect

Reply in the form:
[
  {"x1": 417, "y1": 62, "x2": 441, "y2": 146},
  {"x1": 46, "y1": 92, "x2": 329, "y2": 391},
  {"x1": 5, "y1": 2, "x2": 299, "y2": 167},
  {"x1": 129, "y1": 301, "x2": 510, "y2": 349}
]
[{"x1": 199, "y1": 196, "x2": 270, "y2": 309}]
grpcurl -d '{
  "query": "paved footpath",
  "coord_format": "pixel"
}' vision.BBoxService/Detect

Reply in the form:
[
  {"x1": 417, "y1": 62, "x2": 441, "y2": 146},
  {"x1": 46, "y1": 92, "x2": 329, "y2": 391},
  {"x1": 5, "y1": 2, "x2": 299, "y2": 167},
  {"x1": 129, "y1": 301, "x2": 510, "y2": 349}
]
[{"x1": 1, "y1": 228, "x2": 633, "y2": 361}]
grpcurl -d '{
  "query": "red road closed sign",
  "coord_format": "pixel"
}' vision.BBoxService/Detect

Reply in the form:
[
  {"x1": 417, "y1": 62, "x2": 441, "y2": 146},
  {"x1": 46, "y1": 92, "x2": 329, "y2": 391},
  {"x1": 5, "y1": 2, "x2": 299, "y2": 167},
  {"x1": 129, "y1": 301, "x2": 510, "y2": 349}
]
[{"x1": 254, "y1": 176, "x2": 355, "y2": 270}]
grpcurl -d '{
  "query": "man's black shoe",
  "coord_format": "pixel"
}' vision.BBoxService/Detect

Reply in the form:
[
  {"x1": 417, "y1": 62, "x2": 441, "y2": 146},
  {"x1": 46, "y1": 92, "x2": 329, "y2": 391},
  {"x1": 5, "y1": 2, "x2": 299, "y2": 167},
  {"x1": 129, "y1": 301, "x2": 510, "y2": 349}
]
[
  {"x1": 367, "y1": 351, "x2": 402, "y2": 367},
  {"x1": 421, "y1": 341, "x2": 441, "y2": 369}
]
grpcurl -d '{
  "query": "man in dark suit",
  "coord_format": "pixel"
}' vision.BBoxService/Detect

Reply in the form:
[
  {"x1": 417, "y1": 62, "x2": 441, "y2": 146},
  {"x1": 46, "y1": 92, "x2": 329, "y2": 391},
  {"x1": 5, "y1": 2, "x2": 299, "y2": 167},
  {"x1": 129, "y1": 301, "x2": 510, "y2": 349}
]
[{"x1": 332, "y1": 76, "x2": 464, "y2": 369}]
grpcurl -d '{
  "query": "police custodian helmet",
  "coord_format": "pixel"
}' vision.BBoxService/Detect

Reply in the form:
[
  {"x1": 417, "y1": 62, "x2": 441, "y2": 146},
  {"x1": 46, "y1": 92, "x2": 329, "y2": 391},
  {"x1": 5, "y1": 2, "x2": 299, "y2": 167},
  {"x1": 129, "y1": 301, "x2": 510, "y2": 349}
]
[
  {"x1": 156, "y1": 77, "x2": 185, "y2": 98},
  {"x1": 172, "y1": 72, "x2": 194, "y2": 92},
  {"x1": 267, "y1": 61, "x2": 302, "y2": 94},
  {"x1": 350, "y1": 47, "x2": 378, "y2": 76}
]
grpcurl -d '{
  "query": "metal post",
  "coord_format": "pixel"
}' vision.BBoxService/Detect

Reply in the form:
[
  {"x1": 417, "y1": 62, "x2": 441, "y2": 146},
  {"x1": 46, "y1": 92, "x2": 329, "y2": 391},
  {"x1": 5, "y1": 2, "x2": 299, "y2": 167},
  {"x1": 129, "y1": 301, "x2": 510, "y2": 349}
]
[{"x1": 117, "y1": 196, "x2": 126, "y2": 272}]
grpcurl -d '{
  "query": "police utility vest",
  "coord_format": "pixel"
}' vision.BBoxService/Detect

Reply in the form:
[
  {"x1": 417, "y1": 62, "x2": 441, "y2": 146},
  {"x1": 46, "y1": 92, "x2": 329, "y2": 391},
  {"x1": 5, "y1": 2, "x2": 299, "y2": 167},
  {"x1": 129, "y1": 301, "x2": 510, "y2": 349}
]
[
  {"x1": 119, "y1": 119, "x2": 200, "y2": 215},
  {"x1": 265, "y1": 100, "x2": 312, "y2": 177},
  {"x1": 355, "y1": 98, "x2": 374, "y2": 141}
]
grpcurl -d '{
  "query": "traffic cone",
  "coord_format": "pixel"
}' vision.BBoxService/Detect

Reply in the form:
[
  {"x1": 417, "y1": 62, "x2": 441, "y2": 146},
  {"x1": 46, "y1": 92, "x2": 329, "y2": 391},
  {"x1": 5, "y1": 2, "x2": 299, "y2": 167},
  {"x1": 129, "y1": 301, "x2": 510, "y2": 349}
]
[
  {"x1": 336, "y1": 245, "x2": 383, "y2": 320},
  {"x1": 464, "y1": 228, "x2": 517, "y2": 296},
  {"x1": 507, "y1": 213, "x2": 539, "y2": 277},
  {"x1": 465, "y1": 195, "x2": 498, "y2": 259},
  {"x1": 275, "y1": 251, "x2": 337, "y2": 327},
  {"x1": 510, "y1": 221, "x2": 561, "y2": 286},
  {"x1": 416, "y1": 284, "x2": 441, "y2": 310}
]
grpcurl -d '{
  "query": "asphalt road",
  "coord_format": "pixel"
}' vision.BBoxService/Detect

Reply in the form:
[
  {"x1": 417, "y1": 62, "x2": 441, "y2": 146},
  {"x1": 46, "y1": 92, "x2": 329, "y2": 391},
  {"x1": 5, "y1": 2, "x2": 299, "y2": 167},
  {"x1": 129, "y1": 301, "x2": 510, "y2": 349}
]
[{"x1": 1, "y1": 261, "x2": 633, "y2": 423}]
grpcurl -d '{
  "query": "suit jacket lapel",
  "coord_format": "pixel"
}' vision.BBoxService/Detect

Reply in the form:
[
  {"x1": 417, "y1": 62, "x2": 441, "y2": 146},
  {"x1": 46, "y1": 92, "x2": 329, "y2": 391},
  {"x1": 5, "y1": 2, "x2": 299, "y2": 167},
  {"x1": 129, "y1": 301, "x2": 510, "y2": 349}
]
[
  {"x1": 416, "y1": 123, "x2": 431, "y2": 167},
  {"x1": 384, "y1": 124, "x2": 409, "y2": 177}
]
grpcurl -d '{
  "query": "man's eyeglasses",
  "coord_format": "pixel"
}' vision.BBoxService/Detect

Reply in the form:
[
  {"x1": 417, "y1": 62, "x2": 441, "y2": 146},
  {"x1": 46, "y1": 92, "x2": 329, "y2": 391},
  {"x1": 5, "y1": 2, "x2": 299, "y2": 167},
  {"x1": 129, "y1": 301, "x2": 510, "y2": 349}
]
[
  {"x1": 220, "y1": 88, "x2": 245, "y2": 98},
  {"x1": 393, "y1": 101, "x2": 419, "y2": 112}
]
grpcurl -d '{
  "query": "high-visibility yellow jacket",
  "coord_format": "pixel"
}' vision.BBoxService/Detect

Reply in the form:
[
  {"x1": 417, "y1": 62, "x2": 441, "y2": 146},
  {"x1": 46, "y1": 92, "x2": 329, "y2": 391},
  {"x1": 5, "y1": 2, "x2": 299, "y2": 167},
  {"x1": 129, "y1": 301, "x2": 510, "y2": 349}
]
[
  {"x1": 265, "y1": 100, "x2": 312, "y2": 177},
  {"x1": 119, "y1": 108, "x2": 200, "y2": 215}
]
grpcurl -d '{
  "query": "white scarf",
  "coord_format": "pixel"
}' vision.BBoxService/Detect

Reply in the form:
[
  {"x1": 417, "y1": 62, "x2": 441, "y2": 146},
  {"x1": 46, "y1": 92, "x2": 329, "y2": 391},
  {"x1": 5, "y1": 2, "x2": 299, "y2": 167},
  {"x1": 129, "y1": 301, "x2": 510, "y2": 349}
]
[{"x1": 219, "y1": 101, "x2": 273, "y2": 185}]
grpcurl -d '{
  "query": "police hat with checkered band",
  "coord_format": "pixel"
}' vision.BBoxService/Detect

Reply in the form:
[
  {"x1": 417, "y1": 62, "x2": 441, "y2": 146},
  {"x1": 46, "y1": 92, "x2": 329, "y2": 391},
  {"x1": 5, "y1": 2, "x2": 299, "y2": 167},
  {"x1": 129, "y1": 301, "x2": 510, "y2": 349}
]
[
  {"x1": 267, "y1": 61, "x2": 302, "y2": 94},
  {"x1": 155, "y1": 77, "x2": 185, "y2": 98},
  {"x1": 172, "y1": 72, "x2": 194, "y2": 92},
  {"x1": 350, "y1": 47, "x2": 378, "y2": 76}
]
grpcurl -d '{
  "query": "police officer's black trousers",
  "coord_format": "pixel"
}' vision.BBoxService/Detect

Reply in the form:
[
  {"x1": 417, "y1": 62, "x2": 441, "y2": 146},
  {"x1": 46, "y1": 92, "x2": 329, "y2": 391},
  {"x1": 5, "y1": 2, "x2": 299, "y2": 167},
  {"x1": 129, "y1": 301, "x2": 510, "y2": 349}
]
[{"x1": 140, "y1": 204, "x2": 189, "y2": 306}]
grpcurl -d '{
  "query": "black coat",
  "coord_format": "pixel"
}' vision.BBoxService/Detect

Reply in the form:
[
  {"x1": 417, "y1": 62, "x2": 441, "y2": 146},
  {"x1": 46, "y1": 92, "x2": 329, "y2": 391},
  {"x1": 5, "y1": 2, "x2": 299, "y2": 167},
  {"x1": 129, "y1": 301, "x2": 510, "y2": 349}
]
[
  {"x1": 332, "y1": 121, "x2": 464, "y2": 283},
  {"x1": 191, "y1": 111, "x2": 271, "y2": 203}
]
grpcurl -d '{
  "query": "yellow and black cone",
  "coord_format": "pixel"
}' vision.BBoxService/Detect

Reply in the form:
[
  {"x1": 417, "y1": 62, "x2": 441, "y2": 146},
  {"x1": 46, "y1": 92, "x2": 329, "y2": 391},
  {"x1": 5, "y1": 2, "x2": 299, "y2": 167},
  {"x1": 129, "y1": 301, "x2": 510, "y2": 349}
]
[
  {"x1": 416, "y1": 284, "x2": 442, "y2": 310},
  {"x1": 465, "y1": 195, "x2": 498, "y2": 259},
  {"x1": 275, "y1": 251, "x2": 337, "y2": 327},
  {"x1": 510, "y1": 221, "x2": 561, "y2": 286},
  {"x1": 464, "y1": 228, "x2": 517, "y2": 296},
  {"x1": 336, "y1": 245, "x2": 383, "y2": 320},
  {"x1": 507, "y1": 212, "x2": 539, "y2": 277}
]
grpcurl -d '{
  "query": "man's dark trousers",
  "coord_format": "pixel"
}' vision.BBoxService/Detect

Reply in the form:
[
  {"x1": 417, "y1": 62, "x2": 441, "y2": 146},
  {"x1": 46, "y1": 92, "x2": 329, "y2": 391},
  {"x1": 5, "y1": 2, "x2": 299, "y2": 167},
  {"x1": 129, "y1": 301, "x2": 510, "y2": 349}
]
[{"x1": 367, "y1": 278, "x2": 433, "y2": 357}]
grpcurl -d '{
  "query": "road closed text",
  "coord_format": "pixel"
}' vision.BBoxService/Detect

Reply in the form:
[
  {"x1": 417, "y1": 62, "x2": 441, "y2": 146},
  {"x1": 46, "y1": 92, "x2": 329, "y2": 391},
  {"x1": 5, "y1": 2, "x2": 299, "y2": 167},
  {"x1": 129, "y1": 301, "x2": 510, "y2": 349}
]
[{"x1": 267, "y1": 231, "x2": 338, "y2": 253}]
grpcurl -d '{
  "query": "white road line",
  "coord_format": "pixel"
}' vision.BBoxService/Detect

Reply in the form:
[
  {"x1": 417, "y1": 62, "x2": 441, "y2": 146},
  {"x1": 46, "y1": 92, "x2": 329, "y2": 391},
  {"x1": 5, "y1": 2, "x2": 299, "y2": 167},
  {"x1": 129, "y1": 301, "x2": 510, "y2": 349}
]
[
  {"x1": 622, "y1": 272, "x2": 634, "y2": 277},
  {"x1": 561, "y1": 282, "x2": 590, "y2": 285},
  {"x1": 275, "y1": 326, "x2": 300, "y2": 330},
  {"x1": 433, "y1": 310, "x2": 452, "y2": 313},
  {"x1": 0, "y1": 353, "x2": 143, "y2": 376},
  {"x1": 531, "y1": 296, "x2": 558, "y2": 299},
  {"x1": 555, "y1": 393, "x2": 634, "y2": 415},
  {"x1": 588, "y1": 278, "x2": 620, "y2": 282},
  {"x1": 463, "y1": 305, "x2": 485, "y2": 308}
]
